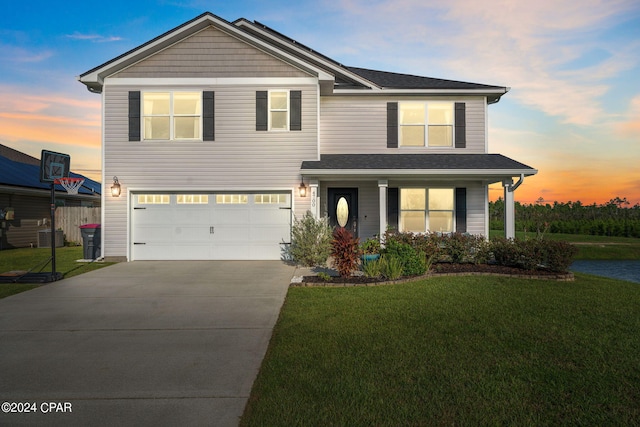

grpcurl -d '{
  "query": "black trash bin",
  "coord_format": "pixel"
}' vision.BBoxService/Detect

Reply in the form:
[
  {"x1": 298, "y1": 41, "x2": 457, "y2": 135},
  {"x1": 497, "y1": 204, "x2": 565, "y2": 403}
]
[{"x1": 79, "y1": 224, "x2": 101, "y2": 260}]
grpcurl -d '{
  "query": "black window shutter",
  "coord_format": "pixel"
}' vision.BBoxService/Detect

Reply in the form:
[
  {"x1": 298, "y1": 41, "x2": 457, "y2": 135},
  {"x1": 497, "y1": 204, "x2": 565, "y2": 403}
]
[
  {"x1": 256, "y1": 91, "x2": 268, "y2": 131},
  {"x1": 128, "y1": 91, "x2": 141, "y2": 141},
  {"x1": 203, "y1": 91, "x2": 215, "y2": 141},
  {"x1": 455, "y1": 187, "x2": 467, "y2": 233},
  {"x1": 290, "y1": 90, "x2": 302, "y2": 131},
  {"x1": 387, "y1": 102, "x2": 398, "y2": 148},
  {"x1": 387, "y1": 187, "x2": 399, "y2": 230},
  {"x1": 455, "y1": 102, "x2": 466, "y2": 148}
]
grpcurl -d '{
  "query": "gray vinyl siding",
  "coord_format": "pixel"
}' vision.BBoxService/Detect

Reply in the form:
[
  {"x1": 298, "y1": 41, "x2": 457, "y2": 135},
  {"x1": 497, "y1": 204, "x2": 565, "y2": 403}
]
[
  {"x1": 102, "y1": 83, "x2": 317, "y2": 258},
  {"x1": 465, "y1": 183, "x2": 486, "y2": 235},
  {"x1": 320, "y1": 96, "x2": 486, "y2": 154},
  {"x1": 113, "y1": 26, "x2": 311, "y2": 79}
]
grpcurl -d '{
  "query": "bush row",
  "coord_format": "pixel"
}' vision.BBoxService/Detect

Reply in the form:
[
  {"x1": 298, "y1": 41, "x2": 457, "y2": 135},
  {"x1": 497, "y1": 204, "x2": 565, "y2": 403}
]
[
  {"x1": 288, "y1": 213, "x2": 578, "y2": 276},
  {"x1": 384, "y1": 231, "x2": 577, "y2": 273}
]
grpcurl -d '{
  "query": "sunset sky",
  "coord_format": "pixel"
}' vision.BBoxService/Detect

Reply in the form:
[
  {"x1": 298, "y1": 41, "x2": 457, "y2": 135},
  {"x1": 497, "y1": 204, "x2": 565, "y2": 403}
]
[{"x1": 1, "y1": 0, "x2": 639, "y2": 205}]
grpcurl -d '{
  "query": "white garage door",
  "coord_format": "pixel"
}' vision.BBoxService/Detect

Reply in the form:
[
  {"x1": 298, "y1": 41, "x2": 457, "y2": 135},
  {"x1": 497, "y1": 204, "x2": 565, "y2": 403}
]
[{"x1": 131, "y1": 192, "x2": 291, "y2": 260}]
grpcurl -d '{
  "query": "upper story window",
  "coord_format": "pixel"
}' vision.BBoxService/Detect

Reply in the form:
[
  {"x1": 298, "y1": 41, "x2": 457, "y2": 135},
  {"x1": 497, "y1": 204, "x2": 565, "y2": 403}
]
[
  {"x1": 143, "y1": 92, "x2": 201, "y2": 140},
  {"x1": 400, "y1": 188, "x2": 454, "y2": 233},
  {"x1": 399, "y1": 102, "x2": 453, "y2": 147},
  {"x1": 269, "y1": 90, "x2": 289, "y2": 131}
]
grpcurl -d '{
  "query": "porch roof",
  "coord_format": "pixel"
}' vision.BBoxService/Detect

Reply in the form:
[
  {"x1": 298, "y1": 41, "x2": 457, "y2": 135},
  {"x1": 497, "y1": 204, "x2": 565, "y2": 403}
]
[{"x1": 301, "y1": 154, "x2": 537, "y2": 182}]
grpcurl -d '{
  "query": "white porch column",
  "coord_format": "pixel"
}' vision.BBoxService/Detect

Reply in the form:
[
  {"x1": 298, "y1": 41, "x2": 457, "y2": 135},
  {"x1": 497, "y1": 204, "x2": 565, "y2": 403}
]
[
  {"x1": 309, "y1": 180, "x2": 319, "y2": 219},
  {"x1": 503, "y1": 178, "x2": 515, "y2": 239},
  {"x1": 378, "y1": 179, "x2": 388, "y2": 238}
]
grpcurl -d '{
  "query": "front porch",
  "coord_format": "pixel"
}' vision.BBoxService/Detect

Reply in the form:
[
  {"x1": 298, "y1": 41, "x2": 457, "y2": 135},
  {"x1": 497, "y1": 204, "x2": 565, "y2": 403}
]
[{"x1": 300, "y1": 154, "x2": 537, "y2": 239}]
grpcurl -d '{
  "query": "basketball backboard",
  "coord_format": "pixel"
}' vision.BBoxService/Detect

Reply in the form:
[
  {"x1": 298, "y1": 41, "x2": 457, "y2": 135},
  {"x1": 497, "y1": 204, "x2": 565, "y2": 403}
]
[{"x1": 40, "y1": 150, "x2": 70, "y2": 183}]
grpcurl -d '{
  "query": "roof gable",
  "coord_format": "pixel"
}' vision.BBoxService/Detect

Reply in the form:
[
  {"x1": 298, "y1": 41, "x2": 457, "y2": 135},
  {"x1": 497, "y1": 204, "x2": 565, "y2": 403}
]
[
  {"x1": 112, "y1": 26, "x2": 310, "y2": 79},
  {"x1": 79, "y1": 12, "x2": 334, "y2": 93}
]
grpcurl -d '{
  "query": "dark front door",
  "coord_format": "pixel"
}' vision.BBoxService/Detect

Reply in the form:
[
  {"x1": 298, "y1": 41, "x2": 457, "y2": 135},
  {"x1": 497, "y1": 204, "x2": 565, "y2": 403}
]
[{"x1": 328, "y1": 188, "x2": 358, "y2": 236}]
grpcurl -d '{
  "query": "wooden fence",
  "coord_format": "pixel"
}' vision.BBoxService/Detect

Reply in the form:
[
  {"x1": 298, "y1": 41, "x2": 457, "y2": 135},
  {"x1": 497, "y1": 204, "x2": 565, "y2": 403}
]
[{"x1": 55, "y1": 207, "x2": 101, "y2": 244}]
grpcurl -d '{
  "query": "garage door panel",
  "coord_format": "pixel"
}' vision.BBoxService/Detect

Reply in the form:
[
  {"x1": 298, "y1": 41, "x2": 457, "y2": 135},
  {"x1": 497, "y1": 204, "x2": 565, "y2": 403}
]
[
  {"x1": 250, "y1": 225, "x2": 290, "y2": 242},
  {"x1": 134, "y1": 224, "x2": 172, "y2": 242},
  {"x1": 132, "y1": 192, "x2": 290, "y2": 260},
  {"x1": 173, "y1": 226, "x2": 213, "y2": 243}
]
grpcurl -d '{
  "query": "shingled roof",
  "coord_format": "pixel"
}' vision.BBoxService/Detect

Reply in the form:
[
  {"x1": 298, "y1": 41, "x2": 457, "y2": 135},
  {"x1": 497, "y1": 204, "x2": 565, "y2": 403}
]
[
  {"x1": 0, "y1": 155, "x2": 101, "y2": 195},
  {"x1": 346, "y1": 67, "x2": 505, "y2": 91},
  {"x1": 302, "y1": 154, "x2": 536, "y2": 174}
]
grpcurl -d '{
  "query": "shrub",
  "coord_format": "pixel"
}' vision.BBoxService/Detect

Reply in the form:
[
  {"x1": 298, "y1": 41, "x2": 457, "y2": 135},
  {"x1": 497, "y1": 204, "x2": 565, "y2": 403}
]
[
  {"x1": 379, "y1": 255, "x2": 403, "y2": 280},
  {"x1": 490, "y1": 237, "x2": 521, "y2": 267},
  {"x1": 438, "y1": 233, "x2": 491, "y2": 264},
  {"x1": 489, "y1": 238, "x2": 578, "y2": 273},
  {"x1": 317, "y1": 272, "x2": 332, "y2": 282},
  {"x1": 412, "y1": 232, "x2": 444, "y2": 261},
  {"x1": 362, "y1": 257, "x2": 382, "y2": 278},
  {"x1": 289, "y1": 212, "x2": 333, "y2": 267},
  {"x1": 331, "y1": 227, "x2": 361, "y2": 278},
  {"x1": 545, "y1": 240, "x2": 579, "y2": 273},
  {"x1": 360, "y1": 237, "x2": 381, "y2": 254},
  {"x1": 383, "y1": 240, "x2": 427, "y2": 276}
]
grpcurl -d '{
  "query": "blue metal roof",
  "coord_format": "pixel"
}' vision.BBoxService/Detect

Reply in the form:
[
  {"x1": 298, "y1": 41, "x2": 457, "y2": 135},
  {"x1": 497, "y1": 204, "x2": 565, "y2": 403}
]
[{"x1": 0, "y1": 155, "x2": 101, "y2": 195}]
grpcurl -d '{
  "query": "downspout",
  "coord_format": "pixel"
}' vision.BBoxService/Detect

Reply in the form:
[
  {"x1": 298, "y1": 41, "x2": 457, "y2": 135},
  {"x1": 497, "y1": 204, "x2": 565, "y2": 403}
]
[{"x1": 509, "y1": 174, "x2": 525, "y2": 193}]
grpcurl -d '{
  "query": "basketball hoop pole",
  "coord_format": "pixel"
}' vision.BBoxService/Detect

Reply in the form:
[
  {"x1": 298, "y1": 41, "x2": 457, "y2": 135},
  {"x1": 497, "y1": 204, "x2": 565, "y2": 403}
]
[{"x1": 50, "y1": 182, "x2": 56, "y2": 276}]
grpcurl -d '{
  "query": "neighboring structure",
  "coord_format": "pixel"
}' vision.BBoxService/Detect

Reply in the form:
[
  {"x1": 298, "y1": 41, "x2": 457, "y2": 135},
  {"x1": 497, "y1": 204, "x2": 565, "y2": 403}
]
[
  {"x1": 78, "y1": 12, "x2": 536, "y2": 262},
  {"x1": 0, "y1": 144, "x2": 101, "y2": 250}
]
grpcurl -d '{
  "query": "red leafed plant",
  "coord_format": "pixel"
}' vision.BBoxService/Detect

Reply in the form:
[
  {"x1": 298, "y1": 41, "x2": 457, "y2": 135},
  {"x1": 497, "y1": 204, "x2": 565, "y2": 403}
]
[{"x1": 331, "y1": 227, "x2": 361, "y2": 278}]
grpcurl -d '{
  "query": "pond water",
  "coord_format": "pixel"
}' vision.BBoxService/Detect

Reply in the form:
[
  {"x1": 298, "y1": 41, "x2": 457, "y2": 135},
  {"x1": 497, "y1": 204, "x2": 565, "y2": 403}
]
[{"x1": 571, "y1": 260, "x2": 640, "y2": 283}]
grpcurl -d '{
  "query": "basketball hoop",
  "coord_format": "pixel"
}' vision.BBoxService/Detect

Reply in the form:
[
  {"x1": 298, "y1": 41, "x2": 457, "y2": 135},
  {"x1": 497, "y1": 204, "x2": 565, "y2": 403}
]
[{"x1": 54, "y1": 177, "x2": 85, "y2": 195}]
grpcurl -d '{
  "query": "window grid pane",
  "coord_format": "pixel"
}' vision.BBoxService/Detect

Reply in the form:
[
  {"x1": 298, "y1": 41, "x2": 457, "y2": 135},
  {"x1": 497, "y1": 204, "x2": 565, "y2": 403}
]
[
  {"x1": 173, "y1": 93, "x2": 201, "y2": 115},
  {"x1": 400, "y1": 212, "x2": 426, "y2": 233},
  {"x1": 138, "y1": 194, "x2": 170, "y2": 204},
  {"x1": 429, "y1": 212, "x2": 453, "y2": 232},
  {"x1": 143, "y1": 93, "x2": 170, "y2": 115},
  {"x1": 428, "y1": 189, "x2": 454, "y2": 210},
  {"x1": 400, "y1": 103, "x2": 425, "y2": 124},
  {"x1": 427, "y1": 104, "x2": 453, "y2": 124},
  {"x1": 177, "y1": 195, "x2": 209, "y2": 204},
  {"x1": 401, "y1": 189, "x2": 426, "y2": 210},
  {"x1": 216, "y1": 194, "x2": 248, "y2": 204},
  {"x1": 254, "y1": 194, "x2": 288, "y2": 204},
  {"x1": 174, "y1": 117, "x2": 200, "y2": 139},
  {"x1": 428, "y1": 126, "x2": 453, "y2": 147}
]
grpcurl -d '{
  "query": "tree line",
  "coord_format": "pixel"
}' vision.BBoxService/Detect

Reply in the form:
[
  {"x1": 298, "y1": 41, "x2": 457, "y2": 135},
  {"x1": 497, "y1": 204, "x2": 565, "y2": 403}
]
[{"x1": 490, "y1": 197, "x2": 640, "y2": 238}]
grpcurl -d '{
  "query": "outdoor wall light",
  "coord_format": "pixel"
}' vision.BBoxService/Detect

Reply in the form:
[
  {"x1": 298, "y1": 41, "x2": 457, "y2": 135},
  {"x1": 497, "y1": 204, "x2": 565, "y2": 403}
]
[
  {"x1": 298, "y1": 178, "x2": 307, "y2": 197},
  {"x1": 111, "y1": 176, "x2": 121, "y2": 197}
]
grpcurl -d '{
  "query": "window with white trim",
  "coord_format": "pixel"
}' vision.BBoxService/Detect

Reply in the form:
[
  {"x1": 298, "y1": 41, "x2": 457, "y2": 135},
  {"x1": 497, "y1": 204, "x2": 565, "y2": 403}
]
[
  {"x1": 269, "y1": 90, "x2": 289, "y2": 131},
  {"x1": 143, "y1": 92, "x2": 201, "y2": 140},
  {"x1": 400, "y1": 188, "x2": 454, "y2": 232},
  {"x1": 399, "y1": 102, "x2": 453, "y2": 147}
]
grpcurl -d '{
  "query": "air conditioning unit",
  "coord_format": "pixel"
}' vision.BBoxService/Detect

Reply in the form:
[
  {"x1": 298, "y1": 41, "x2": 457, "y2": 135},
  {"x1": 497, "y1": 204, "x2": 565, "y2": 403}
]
[{"x1": 38, "y1": 229, "x2": 64, "y2": 248}]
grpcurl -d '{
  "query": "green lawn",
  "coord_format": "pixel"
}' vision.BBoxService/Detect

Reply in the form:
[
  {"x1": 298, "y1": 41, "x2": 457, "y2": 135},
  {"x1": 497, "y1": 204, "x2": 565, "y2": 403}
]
[
  {"x1": 242, "y1": 274, "x2": 640, "y2": 426},
  {"x1": 489, "y1": 230, "x2": 640, "y2": 260},
  {"x1": 0, "y1": 246, "x2": 115, "y2": 299}
]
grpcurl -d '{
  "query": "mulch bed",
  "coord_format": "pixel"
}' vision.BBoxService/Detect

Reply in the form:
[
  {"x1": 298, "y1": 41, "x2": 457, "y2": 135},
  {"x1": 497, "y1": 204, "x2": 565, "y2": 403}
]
[{"x1": 296, "y1": 263, "x2": 574, "y2": 287}]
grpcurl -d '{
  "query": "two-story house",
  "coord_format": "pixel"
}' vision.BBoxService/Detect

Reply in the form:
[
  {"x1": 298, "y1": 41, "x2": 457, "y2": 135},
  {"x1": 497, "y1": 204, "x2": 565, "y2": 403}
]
[{"x1": 79, "y1": 12, "x2": 536, "y2": 262}]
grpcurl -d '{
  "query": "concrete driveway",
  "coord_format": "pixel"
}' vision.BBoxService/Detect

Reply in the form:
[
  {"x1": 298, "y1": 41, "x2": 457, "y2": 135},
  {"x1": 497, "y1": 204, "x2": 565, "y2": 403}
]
[{"x1": 0, "y1": 261, "x2": 294, "y2": 426}]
